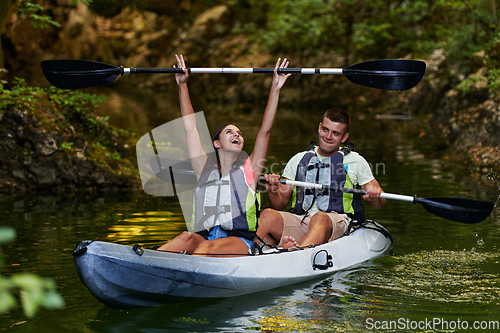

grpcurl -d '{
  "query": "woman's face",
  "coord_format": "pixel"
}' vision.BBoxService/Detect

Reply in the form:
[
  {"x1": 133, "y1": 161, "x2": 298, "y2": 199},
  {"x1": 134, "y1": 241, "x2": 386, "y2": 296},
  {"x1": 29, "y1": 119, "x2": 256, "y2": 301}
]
[{"x1": 213, "y1": 124, "x2": 244, "y2": 152}]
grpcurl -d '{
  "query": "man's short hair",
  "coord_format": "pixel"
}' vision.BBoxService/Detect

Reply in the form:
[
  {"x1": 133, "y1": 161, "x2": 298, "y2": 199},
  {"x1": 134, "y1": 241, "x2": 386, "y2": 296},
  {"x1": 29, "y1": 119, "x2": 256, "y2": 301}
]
[{"x1": 323, "y1": 108, "x2": 350, "y2": 133}]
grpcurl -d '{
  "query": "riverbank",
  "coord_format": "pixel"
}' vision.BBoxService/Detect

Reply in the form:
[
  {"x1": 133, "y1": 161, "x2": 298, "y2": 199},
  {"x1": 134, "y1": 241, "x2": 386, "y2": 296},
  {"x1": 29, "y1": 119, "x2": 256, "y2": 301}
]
[
  {"x1": 401, "y1": 50, "x2": 500, "y2": 174},
  {"x1": 0, "y1": 82, "x2": 140, "y2": 192}
]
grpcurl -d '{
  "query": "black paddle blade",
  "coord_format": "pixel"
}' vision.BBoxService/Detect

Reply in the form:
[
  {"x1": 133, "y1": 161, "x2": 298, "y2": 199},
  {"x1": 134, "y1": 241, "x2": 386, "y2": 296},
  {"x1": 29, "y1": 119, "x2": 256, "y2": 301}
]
[
  {"x1": 41, "y1": 60, "x2": 123, "y2": 89},
  {"x1": 417, "y1": 197, "x2": 495, "y2": 224},
  {"x1": 343, "y1": 59, "x2": 426, "y2": 91},
  {"x1": 149, "y1": 156, "x2": 197, "y2": 185}
]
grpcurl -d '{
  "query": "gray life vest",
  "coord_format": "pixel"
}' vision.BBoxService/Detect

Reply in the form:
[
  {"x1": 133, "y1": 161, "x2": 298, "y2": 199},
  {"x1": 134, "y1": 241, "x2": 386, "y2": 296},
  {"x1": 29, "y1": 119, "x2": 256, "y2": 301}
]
[
  {"x1": 191, "y1": 160, "x2": 260, "y2": 240},
  {"x1": 292, "y1": 142, "x2": 365, "y2": 221}
]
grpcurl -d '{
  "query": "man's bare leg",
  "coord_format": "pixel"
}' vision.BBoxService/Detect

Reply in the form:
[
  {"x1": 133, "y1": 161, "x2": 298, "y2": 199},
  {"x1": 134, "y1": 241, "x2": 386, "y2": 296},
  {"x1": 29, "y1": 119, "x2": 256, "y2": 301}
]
[
  {"x1": 298, "y1": 212, "x2": 332, "y2": 247},
  {"x1": 255, "y1": 208, "x2": 285, "y2": 247}
]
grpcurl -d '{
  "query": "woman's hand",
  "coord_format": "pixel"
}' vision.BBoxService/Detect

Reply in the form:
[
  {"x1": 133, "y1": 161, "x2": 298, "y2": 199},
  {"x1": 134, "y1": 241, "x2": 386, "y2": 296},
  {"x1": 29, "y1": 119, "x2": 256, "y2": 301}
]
[
  {"x1": 272, "y1": 58, "x2": 291, "y2": 90},
  {"x1": 175, "y1": 54, "x2": 189, "y2": 85}
]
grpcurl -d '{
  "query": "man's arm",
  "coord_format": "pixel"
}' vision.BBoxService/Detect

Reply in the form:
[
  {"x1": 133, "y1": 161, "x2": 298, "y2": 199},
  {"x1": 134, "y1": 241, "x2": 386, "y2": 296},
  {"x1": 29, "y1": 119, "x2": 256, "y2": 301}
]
[
  {"x1": 361, "y1": 179, "x2": 386, "y2": 210},
  {"x1": 263, "y1": 174, "x2": 294, "y2": 211}
]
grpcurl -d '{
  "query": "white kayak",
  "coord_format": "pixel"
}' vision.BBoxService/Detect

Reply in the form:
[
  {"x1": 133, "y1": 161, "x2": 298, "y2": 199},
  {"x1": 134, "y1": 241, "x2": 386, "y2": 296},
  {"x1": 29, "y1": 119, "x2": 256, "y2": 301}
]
[{"x1": 73, "y1": 221, "x2": 392, "y2": 309}]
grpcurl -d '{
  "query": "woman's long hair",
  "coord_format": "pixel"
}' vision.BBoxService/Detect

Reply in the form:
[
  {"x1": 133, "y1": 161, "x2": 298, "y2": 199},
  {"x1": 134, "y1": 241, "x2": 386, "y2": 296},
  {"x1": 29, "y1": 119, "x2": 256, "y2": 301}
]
[{"x1": 201, "y1": 123, "x2": 248, "y2": 178}]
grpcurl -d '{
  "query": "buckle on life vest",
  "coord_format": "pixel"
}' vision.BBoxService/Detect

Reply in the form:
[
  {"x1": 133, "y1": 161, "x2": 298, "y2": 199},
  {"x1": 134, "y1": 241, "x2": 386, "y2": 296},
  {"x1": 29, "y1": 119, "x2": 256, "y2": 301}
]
[
  {"x1": 307, "y1": 161, "x2": 330, "y2": 171},
  {"x1": 217, "y1": 205, "x2": 228, "y2": 214}
]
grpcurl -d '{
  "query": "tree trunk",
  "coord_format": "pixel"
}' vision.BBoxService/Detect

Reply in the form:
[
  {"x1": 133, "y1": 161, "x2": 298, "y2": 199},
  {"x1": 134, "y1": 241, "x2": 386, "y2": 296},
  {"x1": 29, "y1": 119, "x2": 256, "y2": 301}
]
[{"x1": 0, "y1": 0, "x2": 16, "y2": 68}]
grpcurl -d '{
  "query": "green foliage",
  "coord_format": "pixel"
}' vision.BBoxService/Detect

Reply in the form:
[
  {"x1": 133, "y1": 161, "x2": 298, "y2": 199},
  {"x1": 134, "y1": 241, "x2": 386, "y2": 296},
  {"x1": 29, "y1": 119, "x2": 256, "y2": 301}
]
[
  {"x1": 60, "y1": 142, "x2": 74, "y2": 151},
  {"x1": 105, "y1": 151, "x2": 122, "y2": 161},
  {"x1": 456, "y1": 73, "x2": 486, "y2": 94},
  {"x1": 487, "y1": 68, "x2": 500, "y2": 95},
  {"x1": 19, "y1": 1, "x2": 61, "y2": 28},
  {"x1": 0, "y1": 78, "x2": 42, "y2": 109},
  {"x1": 0, "y1": 226, "x2": 65, "y2": 318},
  {"x1": 0, "y1": 77, "x2": 108, "y2": 112},
  {"x1": 230, "y1": 0, "x2": 500, "y2": 66},
  {"x1": 46, "y1": 86, "x2": 109, "y2": 112},
  {"x1": 19, "y1": 0, "x2": 93, "y2": 29}
]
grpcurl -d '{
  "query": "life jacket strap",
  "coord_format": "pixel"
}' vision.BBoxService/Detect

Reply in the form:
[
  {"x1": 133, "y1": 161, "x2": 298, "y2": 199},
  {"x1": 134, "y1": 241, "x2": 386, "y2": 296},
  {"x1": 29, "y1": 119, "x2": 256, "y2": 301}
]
[{"x1": 197, "y1": 205, "x2": 231, "y2": 226}]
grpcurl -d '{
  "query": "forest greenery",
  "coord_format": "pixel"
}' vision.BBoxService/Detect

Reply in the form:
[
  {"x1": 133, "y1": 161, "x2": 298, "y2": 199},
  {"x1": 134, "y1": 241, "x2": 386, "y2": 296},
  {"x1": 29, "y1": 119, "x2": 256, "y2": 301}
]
[
  {"x1": 231, "y1": 0, "x2": 499, "y2": 63},
  {"x1": 230, "y1": 0, "x2": 500, "y2": 93},
  {"x1": 0, "y1": 77, "x2": 108, "y2": 112}
]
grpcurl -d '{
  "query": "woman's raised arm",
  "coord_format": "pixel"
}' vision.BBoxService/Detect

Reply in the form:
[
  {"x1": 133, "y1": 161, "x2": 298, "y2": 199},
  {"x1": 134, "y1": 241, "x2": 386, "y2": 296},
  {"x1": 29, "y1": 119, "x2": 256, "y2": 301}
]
[
  {"x1": 249, "y1": 58, "x2": 291, "y2": 189},
  {"x1": 174, "y1": 54, "x2": 207, "y2": 180}
]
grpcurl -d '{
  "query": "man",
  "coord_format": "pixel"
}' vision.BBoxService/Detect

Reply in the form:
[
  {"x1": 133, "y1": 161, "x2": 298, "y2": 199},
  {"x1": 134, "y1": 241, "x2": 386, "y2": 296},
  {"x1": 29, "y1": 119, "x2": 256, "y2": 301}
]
[{"x1": 257, "y1": 108, "x2": 385, "y2": 249}]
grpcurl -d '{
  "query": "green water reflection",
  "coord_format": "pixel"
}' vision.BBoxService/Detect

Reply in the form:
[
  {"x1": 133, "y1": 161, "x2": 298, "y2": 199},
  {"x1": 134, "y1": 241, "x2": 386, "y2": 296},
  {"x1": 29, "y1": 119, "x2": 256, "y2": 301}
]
[{"x1": 0, "y1": 110, "x2": 499, "y2": 332}]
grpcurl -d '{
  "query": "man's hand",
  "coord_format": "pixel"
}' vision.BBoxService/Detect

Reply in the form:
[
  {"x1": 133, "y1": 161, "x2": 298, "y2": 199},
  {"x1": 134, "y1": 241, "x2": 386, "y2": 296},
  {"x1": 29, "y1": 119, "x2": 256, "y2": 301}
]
[
  {"x1": 361, "y1": 179, "x2": 386, "y2": 209},
  {"x1": 263, "y1": 174, "x2": 281, "y2": 193}
]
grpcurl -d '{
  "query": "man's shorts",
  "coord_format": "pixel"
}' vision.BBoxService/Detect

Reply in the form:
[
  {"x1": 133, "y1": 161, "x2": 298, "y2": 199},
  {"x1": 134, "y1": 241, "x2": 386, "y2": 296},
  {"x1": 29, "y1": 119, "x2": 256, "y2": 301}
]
[{"x1": 277, "y1": 211, "x2": 349, "y2": 247}]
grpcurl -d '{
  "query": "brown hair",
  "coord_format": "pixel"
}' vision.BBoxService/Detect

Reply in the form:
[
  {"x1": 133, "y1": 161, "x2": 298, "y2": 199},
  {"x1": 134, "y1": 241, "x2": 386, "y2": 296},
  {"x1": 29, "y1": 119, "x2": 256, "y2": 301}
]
[
  {"x1": 323, "y1": 108, "x2": 350, "y2": 133},
  {"x1": 203, "y1": 123, "x2": 247, "y2": 178}
]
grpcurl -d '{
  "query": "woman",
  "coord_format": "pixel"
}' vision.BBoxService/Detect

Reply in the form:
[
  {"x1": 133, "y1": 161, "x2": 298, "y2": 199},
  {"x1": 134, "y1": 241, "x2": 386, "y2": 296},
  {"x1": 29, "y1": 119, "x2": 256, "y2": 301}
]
[{"x1": 158, "y1": 54, "x2": 291, "y2": 256}]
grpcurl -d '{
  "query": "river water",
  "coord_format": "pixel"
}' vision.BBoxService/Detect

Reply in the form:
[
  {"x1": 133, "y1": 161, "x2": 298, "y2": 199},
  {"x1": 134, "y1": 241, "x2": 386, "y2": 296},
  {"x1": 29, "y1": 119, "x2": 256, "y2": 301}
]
[{"x1": 1, "y1": 91, "x2": 499, "y2": 332}]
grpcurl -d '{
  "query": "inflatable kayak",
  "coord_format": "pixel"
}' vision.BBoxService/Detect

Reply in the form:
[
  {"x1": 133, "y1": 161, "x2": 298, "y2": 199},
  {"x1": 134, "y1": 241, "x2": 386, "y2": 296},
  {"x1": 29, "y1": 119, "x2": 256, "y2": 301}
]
[{"x1": 73, "y1": 220, "x2": 392, "y2": 309}]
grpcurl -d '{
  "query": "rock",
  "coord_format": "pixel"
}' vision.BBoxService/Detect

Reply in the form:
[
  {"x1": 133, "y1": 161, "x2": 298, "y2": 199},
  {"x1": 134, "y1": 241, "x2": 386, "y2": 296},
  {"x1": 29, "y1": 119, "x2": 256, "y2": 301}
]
[
  {"x1": 188, "y1": 5, "x2": 228, "y2": 41},
  {"x1": 0, "y1": 93, "x2": 140, "y2": 193},
  {"x1": 36, "y1": 136, "x2": 58, "y2": 156}
]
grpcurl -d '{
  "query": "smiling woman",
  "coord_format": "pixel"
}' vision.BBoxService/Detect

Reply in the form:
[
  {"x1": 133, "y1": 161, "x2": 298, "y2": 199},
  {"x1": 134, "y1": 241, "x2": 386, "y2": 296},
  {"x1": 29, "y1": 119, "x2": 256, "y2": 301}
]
[{"x1": 153, "y1": 55, "x2": 292, "y2": 256}]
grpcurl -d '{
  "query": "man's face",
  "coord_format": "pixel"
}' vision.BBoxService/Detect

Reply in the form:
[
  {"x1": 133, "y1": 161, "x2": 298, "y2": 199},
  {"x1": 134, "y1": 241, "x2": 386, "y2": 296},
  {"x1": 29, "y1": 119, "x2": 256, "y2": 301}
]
[{"x1": 317, "y1": 117, "x2": 349, "y2": 156}]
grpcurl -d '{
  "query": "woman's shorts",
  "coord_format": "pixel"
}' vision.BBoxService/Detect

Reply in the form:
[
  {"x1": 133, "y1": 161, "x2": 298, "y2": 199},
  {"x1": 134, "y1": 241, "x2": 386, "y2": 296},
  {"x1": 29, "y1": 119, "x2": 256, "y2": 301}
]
[{"x1": 200, "y1": 225, "x2": 254, "y2": 254}]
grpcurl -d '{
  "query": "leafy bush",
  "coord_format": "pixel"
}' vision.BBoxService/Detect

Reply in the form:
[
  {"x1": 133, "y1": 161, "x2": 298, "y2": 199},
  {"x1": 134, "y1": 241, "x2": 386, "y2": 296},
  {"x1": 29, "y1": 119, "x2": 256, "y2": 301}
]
[
  {"x1": 0, "y1": 77, "x2": 108, "y2": 112},
  {"x1": 0, "y1": 226, "x2": 65, "y2": 317}
]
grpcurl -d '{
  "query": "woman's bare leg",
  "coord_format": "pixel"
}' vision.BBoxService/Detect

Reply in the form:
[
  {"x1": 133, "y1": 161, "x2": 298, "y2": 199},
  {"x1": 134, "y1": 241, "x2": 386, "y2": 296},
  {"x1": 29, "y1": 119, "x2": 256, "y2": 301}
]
[
  {"x1": 193, "y1": 236, "x2": 250, "y2": 257},
  {"x1": 157, "y1": 231, "x2": 206, "y2": 253}
]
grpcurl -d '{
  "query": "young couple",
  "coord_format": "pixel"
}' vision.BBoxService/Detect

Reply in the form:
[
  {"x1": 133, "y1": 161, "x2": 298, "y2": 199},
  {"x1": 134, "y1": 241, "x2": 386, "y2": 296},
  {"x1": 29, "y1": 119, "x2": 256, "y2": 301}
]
[{"x1": 158, "y1": 55, "x2": 385, "y2": 257}]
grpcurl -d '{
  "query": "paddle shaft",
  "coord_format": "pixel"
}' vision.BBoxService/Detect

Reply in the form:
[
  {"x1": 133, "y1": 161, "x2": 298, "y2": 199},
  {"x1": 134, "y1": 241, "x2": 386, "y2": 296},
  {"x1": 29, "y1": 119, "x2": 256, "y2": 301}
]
[
  {"x1": 71, "y1": 67, "x2": 421, "y2": 76},
  {"x1": 126, "y1": 68, "x2": 420, "y2": 76},
  {"x1": 272, "y1": 178, "x2": 415, "y2": 202}
]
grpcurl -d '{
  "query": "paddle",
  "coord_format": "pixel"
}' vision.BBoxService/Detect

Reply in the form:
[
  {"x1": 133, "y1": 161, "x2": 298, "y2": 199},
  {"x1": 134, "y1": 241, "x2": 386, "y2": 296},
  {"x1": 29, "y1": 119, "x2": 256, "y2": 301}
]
[
  {"x1": 263, "y1": 178, "x2": 494, "y2": 224},
  {"x1": 142, "y1": 154, "x2": 494, "y2": 224},
  {"x1": 41, "y1": 59, "x2": 426, "y2": 91},
  {"x1": 149, "y1": 156, "x2": 197, "y2": 185}
]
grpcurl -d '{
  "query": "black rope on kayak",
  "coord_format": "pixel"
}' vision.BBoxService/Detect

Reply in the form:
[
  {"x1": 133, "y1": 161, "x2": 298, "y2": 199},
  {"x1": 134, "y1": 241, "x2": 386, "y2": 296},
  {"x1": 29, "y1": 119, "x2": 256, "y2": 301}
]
[
  {"x1": 345, "y1": 219, "x2": 394, "y2": 247},
  {"x1": 252, "y1": 234, "x2": 311, "y2": 253}
]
